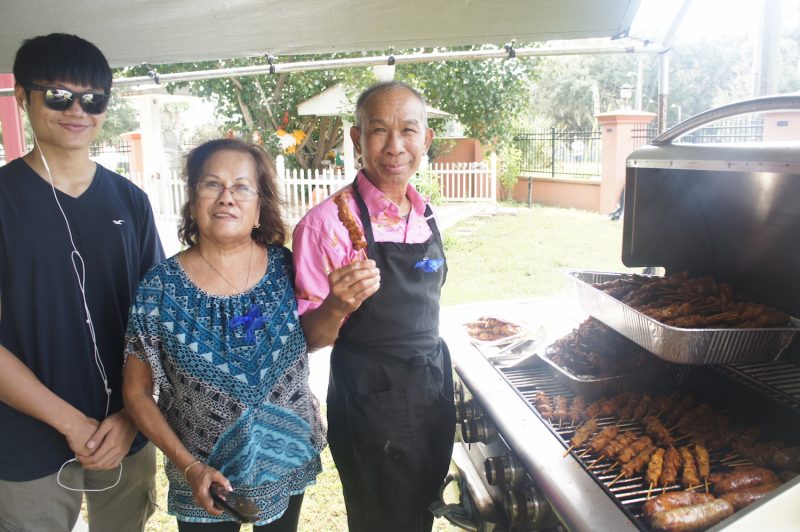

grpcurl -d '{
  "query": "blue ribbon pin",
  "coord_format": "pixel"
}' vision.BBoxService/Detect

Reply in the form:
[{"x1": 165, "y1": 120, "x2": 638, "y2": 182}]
[
  {"x1": 414, "y1": 257, "x2": 445, "y2": 273},
  {"x1": 230, "y1": 304, "x2": 270, "y2": 342}
]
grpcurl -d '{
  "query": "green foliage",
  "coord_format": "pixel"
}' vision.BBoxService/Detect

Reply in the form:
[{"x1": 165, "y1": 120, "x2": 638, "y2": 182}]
[
  {"x1": 96, "y1": 93, "x2": 138, "y2": 143},
  {"x1": 498, "y1": 144, "x2": 522, "y2": 198},
  {"x1": 400, "y1": 46, "x2": 539, "y2": 147},
  {"x1": 116, "y1": 46, "x2": 539, "y2": 168},
  {"x1": 532, "y1": 34, "x2": 761, "y2": 129},
  {"x1": 411, "y1": 168, "x2": 443, "y2": 205},
  {"x1": 427, "y1": 138, "x2": 455, "y2": 160}
]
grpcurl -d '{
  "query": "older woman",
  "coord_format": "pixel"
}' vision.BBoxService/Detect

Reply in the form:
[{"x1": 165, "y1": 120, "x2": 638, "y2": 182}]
[{"x1": 122, "y1": 139, "x2": 325, "y2": 531}]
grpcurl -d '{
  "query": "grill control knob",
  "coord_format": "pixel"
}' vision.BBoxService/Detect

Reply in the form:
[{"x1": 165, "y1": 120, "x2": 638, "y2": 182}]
[
  {"x1": 505, "y1": 486, "x2": 555, "y2": 529},
  {"x1": 485, "y1": 455, "x2": 527, "y2": 487},
  {"x1": 461, "y1": 416, "x2": 496, "y2": 444},
  {"x1": 453, "y1": 379, "x2": 464, "y2": 403},
  {"x1": 455, "y1": 398, "x2": 481, "y2": 422}
]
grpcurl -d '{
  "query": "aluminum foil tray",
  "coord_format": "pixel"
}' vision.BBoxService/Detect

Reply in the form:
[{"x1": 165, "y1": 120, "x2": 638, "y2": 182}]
[
  {"x1": 567, "y1": 270, "x2": 800, "y2": 365},
  {"x1": 538, "y1": 349, "x2": 681, "y2": 399}
]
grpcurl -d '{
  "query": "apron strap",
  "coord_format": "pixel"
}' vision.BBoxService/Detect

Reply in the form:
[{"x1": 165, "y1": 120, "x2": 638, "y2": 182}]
[{"x1": 352, "y1": 175, "x2": 443, "y2": 247}]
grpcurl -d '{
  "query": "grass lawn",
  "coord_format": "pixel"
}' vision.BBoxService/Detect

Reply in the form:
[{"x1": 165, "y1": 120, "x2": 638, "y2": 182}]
[{"x1": 143, "y1": 203, "x2": 636, "y2": 531}]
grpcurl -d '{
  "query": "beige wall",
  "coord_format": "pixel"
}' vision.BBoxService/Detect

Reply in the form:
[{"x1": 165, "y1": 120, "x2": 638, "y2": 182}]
[
  {"x1": 511, "y1": 176, "x2": 601, "y2": 211},
  {"x1": 433, "y1": 137, "x2": 484, "y2": 164}
]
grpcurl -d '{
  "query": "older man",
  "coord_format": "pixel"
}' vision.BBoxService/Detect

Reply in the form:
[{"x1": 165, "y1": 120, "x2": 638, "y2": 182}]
[{"x1": 293, "y1": 81, "x2": 455, "y2": 531}]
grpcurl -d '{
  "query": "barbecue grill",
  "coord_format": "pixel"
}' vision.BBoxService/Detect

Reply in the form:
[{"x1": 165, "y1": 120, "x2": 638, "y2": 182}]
[{"x1": 439, "y1": 96, "x2": 800, "y2": 531}]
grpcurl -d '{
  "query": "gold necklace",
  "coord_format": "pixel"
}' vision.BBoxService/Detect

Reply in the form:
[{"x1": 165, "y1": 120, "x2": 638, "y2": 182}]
[{"x1": 197, "y1": 241, "x2": 254, "y2": 293}]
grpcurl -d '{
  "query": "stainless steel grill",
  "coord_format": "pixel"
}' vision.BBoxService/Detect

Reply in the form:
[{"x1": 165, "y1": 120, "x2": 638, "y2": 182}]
[
  {"x1": 498, "y1": 358, "x2": 800, "y2": 530},
  {"x1": 442, "y1": 96, "x2": 800, "y2": 532}
]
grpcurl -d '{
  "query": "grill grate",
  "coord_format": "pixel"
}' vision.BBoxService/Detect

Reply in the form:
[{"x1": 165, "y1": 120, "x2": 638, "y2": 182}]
[
  {"x1": 716, "y1": 362, "x2": 800, "y2": 412},
  {"x1": 499, "y1": 359, "x2": 800, "y2": 531}
]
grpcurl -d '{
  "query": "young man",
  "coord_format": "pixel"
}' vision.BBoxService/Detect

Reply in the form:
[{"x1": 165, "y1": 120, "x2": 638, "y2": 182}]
[
  {"x1": 293, "y1": 81, "x2": 456, "y2": 531},
  {"x1": 0, "y1": 33, "x2": 164, "y2": 531}
]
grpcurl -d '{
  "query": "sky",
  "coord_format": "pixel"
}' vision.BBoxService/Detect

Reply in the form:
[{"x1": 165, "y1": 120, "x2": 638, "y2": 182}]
[{"x1": 631, "y1": 0, "x2": 799, "y2": 44}]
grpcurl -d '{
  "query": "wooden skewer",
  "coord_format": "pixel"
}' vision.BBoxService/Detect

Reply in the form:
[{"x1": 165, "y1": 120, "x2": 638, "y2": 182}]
[
  {"x1": 720, "y1": 453, "x2": 740, "y2": 463},
  {"x1": 608, "y1": 472, "x2": 625, "y2": 487},
  {"x1": 601, "y1": 462, "x2": 619, "y2": 475},
  {"x1": 685, "y1": 484, "x2": 702, "y2": 492},
  {"x1": 577, "y1": 448, "x2": 592, "y2": 458},
  {"x1": 647, "y1": 483, "x2": 653, "y2": 499},
  {"x1": 704, "y1": 478, "x2": 709, "y2": 493},
  {"x1": 727, "y1": 460, "x2": 755, "y2": 467},
  {"x1": 563, "y1": 445, "x2": 575, "y2": 457}
]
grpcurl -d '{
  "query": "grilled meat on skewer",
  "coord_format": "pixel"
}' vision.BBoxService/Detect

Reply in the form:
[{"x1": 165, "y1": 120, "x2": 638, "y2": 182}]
[
  {"x1": 680, "y1": 446, "x2": 701, "y2": 487},
  {"x1": 619, "y1": 436, "x2": 654, "y2": 464},
  {"x1": 647, "y1": 448, "x2": 666, "y2": 487},
  {"x1": 661, "y1": 446, "x2": 682, "y2": 488},
  {"x1": 587, "y1": 426, "x2": 621, "y2": 455},
  {"x1": 694, "y1": 444, "x2": 710, "y2": 481},
  {"x1": 644, "y1": 416, "x2": 674, "y2": 448}
]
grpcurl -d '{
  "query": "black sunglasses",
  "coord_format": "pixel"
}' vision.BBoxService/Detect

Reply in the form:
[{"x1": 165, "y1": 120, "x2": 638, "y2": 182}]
[{"x1": 25, "y1": 83, "x2": 110, "y2": 115}]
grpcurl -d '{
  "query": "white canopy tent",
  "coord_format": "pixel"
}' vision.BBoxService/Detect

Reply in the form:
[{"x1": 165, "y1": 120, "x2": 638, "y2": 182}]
[{"x1": 0, "y1": 0, "x2": 641, "y2": 71}]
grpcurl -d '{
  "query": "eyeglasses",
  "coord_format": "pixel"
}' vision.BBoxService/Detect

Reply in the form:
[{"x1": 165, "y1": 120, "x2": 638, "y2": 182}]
[
  {"x1": 25, "y1": 83, "x2": 110, "y2": 115},
  {"x1": 196, "y1": 180, "x2": 259, "y2": 201}
]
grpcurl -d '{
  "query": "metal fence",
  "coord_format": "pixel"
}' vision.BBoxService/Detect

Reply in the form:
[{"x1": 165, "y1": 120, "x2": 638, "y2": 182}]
[
  {"x1": 89, "y1": 140, "x2": 132, "y2": 175},
  {"x1": 514, "y1": 128, "x2": 602, "y2": 179},
  {"x1": 631, "y1": 116, "x2": 765, "y2": 148}
]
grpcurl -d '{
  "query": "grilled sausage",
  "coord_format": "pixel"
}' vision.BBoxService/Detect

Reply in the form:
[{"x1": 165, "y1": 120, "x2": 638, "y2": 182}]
[
  {"x1": 720, "y1": 483, "x2": 780, "y2": 510},
  {"x1": 642, "y1": 491, "x2": 715, "y2": 519},
  {"x1": 650, "y1": 499, "x2": 734, "y2": 532},
  {"x1": 713, "y1": 467, "x2": 780, "y2": 495}
]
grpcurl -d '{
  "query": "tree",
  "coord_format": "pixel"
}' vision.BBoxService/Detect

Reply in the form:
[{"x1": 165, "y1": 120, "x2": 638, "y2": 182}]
[
  {"x1": 96, "y1": 94, "x2": 139, "y2": 144},
  {"x1": 118, "y1": 46, "x2": 538, "y2": 169}
]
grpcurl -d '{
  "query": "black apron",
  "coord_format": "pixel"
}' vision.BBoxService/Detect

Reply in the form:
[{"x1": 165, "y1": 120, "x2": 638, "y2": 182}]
[{"x1": 327, "y1": 178, "x2": 456, "y2": 532}]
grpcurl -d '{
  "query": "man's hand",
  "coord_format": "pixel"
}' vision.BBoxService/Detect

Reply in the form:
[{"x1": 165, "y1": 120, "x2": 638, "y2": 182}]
[
  {"x1": 324, "y1": 259, "x2": 380, "y2": 318},
  {"x1": 63, "y1": 414, "x2": 101, "y2": 457},
  {"x1": 76, "y1": 410, "x2": 138, "y2": 470}
]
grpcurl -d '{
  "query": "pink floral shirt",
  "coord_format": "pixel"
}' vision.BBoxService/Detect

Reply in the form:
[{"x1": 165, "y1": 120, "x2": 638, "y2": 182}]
[{"x1": 292, "y1": 171, "x2": 435, "y2": 315}]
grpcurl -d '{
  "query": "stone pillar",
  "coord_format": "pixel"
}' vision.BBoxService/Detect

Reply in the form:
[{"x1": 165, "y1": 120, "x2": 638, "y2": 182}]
[
  {"x1": 595, "y1": 110, "x2": 656, "y2": 214},
  {"x1": 762, "y1": 110, "x2": 800, "y2": 141},
  {"x1": 0, "y1": 74, "x2": 25, "y2": 163}
]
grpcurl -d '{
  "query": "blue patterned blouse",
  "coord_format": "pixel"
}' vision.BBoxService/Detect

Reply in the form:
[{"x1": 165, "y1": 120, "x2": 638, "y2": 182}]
[{"x1": 124, "y1": 245, "x2": 325, "y2": 525}]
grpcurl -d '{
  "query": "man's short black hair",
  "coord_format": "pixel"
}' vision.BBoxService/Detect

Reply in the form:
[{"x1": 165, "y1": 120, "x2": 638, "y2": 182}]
[
  {"x1": 13, "y1": 33, "x2": 112, "y2": 94},
  {"x1": 354, "y1": 81, "x2": 428, "y2": 129}
]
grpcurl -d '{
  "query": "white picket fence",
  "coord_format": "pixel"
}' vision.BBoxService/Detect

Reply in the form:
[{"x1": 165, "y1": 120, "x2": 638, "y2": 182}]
[{"x1": 431, "y1": 152, "x2": 497, "y2": 202}]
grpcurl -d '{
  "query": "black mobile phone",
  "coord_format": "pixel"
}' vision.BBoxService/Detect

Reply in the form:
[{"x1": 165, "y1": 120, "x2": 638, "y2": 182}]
[{"x1": 209, "y1": 482, "x2": 260, "y2": 523}]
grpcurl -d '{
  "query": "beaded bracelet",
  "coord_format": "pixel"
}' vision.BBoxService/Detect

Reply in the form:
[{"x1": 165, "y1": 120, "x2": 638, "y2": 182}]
[{"x1": 184, "y1": 459, "x2": 202, "y2": 478}]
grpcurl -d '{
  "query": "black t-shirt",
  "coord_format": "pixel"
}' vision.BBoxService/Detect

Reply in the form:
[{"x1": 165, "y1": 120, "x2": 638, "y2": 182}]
[{"x1": 0, "y1": 158, "x2": 164, "y2": 481}]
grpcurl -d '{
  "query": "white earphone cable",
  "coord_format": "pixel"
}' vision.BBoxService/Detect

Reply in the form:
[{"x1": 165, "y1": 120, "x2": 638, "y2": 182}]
[{"x1": 32, "y1": 133, "x2": 121, "y2": 492}]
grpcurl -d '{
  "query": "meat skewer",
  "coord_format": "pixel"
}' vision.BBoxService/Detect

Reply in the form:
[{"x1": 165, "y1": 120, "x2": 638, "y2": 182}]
[
  {"x1": 333, "y1": 192, "x2": 368, "y2": 256},
  {"x1": 567, "y1": 395, "x2": 587, "y2": 425},
  {"x1": 563, "y1": 419, "x2": 598, "y2": 456},
  {"x1": 584, "y1": 425, "x2": 620, "y2": 457},
  {"x1": 610, "y1": 445, "x2": 656, "y2": 486},
  {"x1": 661, "y1": 446, "x2": 683, "y2": 489},
  {"x1": 604, "y1": 435, "x2": 653, "y2": 474},
  {"x1": 644, "y1": 416, "x2": 674, "y2": 448},
  {"x1": 680, "y1": 446, "x2": 701, "y2": 488},
  {"x1": 694, "y1": 444, "x2": 710, "y2": 491},
  {"x1": 647, "y1": 447, "x2": 666, "y2": 492},
  {"x1": 553, "y1": 395, "x2": 569, "y2": 425},
  {"x1": 588, "y1": 431, "x2": 637, "y2": 468}
]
